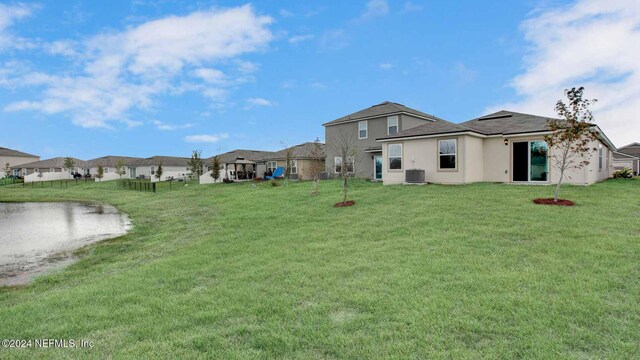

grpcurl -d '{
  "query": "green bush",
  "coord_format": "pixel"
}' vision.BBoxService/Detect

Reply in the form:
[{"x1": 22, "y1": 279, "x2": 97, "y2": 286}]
[
  {"x1": 613, "y1": 168, "x2": 633, "y2": 179},
  {"x1": 269, "y1": 179, "x2": 280, "y2": 187}
]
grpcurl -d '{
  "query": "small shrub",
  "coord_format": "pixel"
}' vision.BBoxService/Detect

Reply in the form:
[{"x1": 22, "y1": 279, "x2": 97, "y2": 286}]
[
  {"x1": 269, "y1": 179, "x2": 280, "y2": 187},
  {"x1": 613, "y1": 168, "x2": 633, "y2": 179}
]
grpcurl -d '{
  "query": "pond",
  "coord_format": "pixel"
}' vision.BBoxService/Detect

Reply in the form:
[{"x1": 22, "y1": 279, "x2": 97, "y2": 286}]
[{"x1": 0, "y1": 202, "x2": 131, "y2": 286}]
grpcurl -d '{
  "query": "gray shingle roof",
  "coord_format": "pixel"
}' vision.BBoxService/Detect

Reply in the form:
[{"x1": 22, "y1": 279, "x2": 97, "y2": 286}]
[
  {"x1": 613, "y1": 151, "x2": 639, "y2": 160},
  {"x1": 207, "y1": 149, "x2": 276, "y2": 164},
  {"x1": 323, "y1": 101, "x2": 442, "y2": 126},
  {"x1": 617, "y1": 143, "x2": 640, "y2": 157},
  {"x1": 135, "y1": 156, "x2": 191, "y2": 167},
  {"x1": 378, "y1": 118, "x2": 473, "y2": 140},
  {"x1": 0, "y1": 146, "x2": 39, "y2": 158},
  {"x1": 84, "y1": 156, "x2": 143, "y2": 167},
  {"x1": 12, "y1": 157, "x2": 87, "y2": 169},
  {"x1": 461, "y1": 110, "x2": 557, "y2": 135},
  {"x1": 265, "y1": 142, "x2": 325, "y2": 160}
]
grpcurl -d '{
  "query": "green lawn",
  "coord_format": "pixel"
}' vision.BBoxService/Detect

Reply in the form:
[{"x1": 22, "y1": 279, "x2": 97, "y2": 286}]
[{"x1": 0, "y1": 179, "x2": 638, "y2": 359}]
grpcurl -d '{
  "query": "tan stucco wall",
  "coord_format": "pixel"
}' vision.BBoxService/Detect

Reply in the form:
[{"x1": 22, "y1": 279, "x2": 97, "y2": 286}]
[
  {"x1": 2, "y1": 155, "x2": 40, "y2": 175},
  {"x1": 271, "y1": 159, "x2": 324, "y2": 180},
  {"x1": 482, "y1": 137, "x2": 510, "y2": 182}
]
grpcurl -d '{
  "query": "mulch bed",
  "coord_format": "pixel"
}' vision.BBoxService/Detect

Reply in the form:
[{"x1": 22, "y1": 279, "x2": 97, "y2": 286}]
[
  {"x1": 334, "y1": 200, "x2": 356, "y2": 207},
  {"x1": 533, "y1": 198, "x2": 575, "y2": 206}
]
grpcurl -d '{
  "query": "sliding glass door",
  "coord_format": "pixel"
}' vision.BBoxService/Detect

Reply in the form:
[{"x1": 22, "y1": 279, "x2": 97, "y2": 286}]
[{"x1": 512, "y1": 141, "x2": 549, "y2": 182}]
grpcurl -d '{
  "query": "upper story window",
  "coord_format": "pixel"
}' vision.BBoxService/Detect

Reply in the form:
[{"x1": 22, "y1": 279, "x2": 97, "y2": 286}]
[
  {"x1": 358, "y1": 121, "x2": 368, "y2": 139},
  {"x1": 438, "y1": 139, "x2": 457, "y2": 170},
  {"x1": 387, "y1": 116, "x2": 399, "y2": 135},
  {"x1": 388, "y1": 144, "x2": 402, "y2": 170},
  {"x1": 598, "y1": 144, "x2": 603, "y2": 171}
]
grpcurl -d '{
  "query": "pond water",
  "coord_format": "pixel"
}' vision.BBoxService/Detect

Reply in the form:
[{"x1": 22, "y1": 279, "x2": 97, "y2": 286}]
[{"x1": 0, "y1": 202, "x2": 131, "y2": 286}]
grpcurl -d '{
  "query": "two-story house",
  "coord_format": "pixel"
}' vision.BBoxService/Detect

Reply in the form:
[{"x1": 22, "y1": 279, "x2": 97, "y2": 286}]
[{"x1": 322, "y1": 101, "x2": 442, "y2": 180}]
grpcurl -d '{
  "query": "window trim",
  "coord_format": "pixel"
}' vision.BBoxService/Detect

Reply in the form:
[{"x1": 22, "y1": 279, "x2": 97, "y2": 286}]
[
  {"x1": 267, "y1": 161, "x2": 277, "y2": 173},
  {"x1": 437, "y1": 138, "x2": 458, "y2": 172},
  {"x1": 511, "y1": 140, "x2": 550, "y2": 183},
  {"x1": 387, "y1": 116, "x2": 399, "y2": 135},
  {"x1": 358, "y1": 120, "x2": 368, "y2": 139},
  {"x1": 290, "y1": 159, "x2": 298, "y2": 174},
  {"x1": 388, "y1": 143, "x2": 403, "y2": 171},
  {"x1": 334, "y1": 157, "x2": 342, "y2": 174},
  {"x1": 598, "y1": 143, "x2": 603, "y2": 171}
]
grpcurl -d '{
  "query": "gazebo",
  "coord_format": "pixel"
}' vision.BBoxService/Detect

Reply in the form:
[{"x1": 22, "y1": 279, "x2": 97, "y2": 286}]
[{"x1": 223, "y1": 158, "x2": 257, "y2": 180}]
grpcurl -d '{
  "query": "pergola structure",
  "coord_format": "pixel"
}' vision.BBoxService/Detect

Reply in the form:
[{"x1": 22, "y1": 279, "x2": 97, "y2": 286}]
[{"x1": 223, "y1": 158, "x2": 257, "y2": 180}]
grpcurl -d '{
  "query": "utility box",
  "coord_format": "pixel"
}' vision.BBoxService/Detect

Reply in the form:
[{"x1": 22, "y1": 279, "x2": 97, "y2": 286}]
[{"x1": 405, "y1": 169, "x2": 425, "y2": 184}]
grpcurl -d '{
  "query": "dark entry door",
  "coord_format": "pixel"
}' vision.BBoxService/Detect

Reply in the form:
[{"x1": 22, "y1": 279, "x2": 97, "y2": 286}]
[{"x1": 513, "y1": 142, "x2": 529, "y2": 182}]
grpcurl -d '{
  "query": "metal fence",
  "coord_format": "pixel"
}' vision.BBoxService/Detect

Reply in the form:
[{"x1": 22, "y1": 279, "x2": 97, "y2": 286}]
[{"x1": 117, "y1": 179, "x2": 156, "y2": 193}]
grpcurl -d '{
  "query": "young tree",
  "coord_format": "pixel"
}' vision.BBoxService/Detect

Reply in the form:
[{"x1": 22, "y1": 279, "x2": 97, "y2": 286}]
[
  {"x1": 96, "y1": 164, "x2": 104, "y2": 180},
  {"x1": 209, "y1": 156, "x2": 221, "y2": 182},
  {"x1": 187, "y1": 150, "x2": 204, "y2": 181},
  {"x1": 115, "y1": 158, "x2": 126, "y2": 179},
  {"x1": 280, "y1": 141, "x2": 294, "y2": 183},
  {"x1": 333, "y1": 131, "x2": 360, "y2": 204},
  {"x1": 545, "y1": 87, "x2": 598, "y2": 202},
  {"x1": 308, "y1": 138, "x2": 325, "y2": 195},
  {"x1": 4, "y1": 163, "x2": 10, "y2": 178},
  {"x1": 64, "y1": 157, "x2": 75, "y2": 178},
  {"x1": 155, "y1": 163, "x2": 163, "y2": 180}
]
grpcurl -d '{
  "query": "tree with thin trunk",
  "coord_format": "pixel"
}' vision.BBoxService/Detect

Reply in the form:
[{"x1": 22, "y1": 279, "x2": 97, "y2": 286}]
[
  {"x1": 280, "y1": 141, "x2": 294, "y2": 184},
  {"x1": 210, "y1": 156, "x2": 220, "y2": 182},
  {"x1": 96, "y1": 164, "x2": 104, "y2": 180},
  {"x1": 115, "y1": 158, "x2": 126, "y2": 179},
  {"x1": 309, "y1": 138, "x2": 325, "y2": 195},
  {"x1": 545, "y1": 87, "x2": 598, "y2": 202},
  {"x1": 155, "y1": 163, "x2": 163, "y2": 180},
  {"x1": 64, "y1": 157, "x2": 75, "y2": 179},
  {"x1": 187, "y1": 150, "x2": 204, "y2": 182},
  {"x1": 4, "y1": 163, "x2": 10, "y2": 178},
  {"x1": 332, "y1": 131, "x2": 360, "y2": 204}
]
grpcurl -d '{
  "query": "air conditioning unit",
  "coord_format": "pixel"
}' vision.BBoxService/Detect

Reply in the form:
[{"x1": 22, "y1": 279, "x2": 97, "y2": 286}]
[{"x1": 405, "y1": 169, "x2": 425, "y2": 184}]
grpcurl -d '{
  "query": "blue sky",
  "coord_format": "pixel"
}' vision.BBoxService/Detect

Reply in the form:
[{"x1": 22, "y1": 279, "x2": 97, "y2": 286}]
[{"x1": 0, "y1": 0, "x2": 638, "y2": 159}]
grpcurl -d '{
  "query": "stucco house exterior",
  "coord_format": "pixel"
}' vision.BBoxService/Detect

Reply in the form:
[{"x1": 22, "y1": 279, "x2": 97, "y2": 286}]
[
  {"x1": 135, "y1": 156, "x2": 192, "y2": 182},
  {"x1": 613, "y1": 143, "x2": 640, "y2": 175},
  {"x1": 1, "y1": 147, "x2": 39, "y2": 177},
  {"x1": 263, "y1": 142, "x2": 325, "y2": 180},
  {"x1": 201, "y1": 149, "x2": 275, "y2": 183},
  {"x1": 84, "y1": 156, "x2": 143, "y2": 181},
  {"x1": 378, "y1": 110, "x2": 615, "y2": 185},
  {"x1": 12, "y1": 157, "x2": 87, "y2": 182},
  {"x1": 323, "y1": 102, "x2": 440, "y2": 180}
]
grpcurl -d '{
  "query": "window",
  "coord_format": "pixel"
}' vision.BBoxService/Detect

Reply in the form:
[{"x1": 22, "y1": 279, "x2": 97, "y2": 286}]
[
  {"x1": 290, "y1": 160, "x2": 298, "y2": 174},
  {"x1": 387, "y1": 116, "x2": 399, "y2": 135},
  {"x1": 358, "y1": 121, "x2": 368, "y2": 139},
  {"x1": 105, "y1": 167, "x2": 109, "y2": 173},
  {"x1": 438, "y1": 139, "x2": 457, "y2": 170},
  {"x1": 334, "y1": 157, "x2": 342, "y2": 173},
  {"x1": 151, "y1": 166, "x2": 155, "y2": 175},
  {"x1": 598, "y1": 144, "x2": 603, "y2": 171},
  {"x1": 267, "y1": 161, "x2": 277, "y2": 173},
  {"x1": 388, "y1": 144, "x2": 402, "y2": 170}
]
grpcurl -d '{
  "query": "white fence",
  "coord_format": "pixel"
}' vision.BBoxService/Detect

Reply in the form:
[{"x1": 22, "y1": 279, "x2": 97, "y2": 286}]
[{"x1": 24, "y1": 171, "x2": 72, "y2": 183}]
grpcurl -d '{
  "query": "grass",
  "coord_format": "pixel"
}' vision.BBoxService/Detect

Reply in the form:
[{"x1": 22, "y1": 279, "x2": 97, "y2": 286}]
[{"x1": 0, "y1": 179, "x2": 638, "y2": 359}]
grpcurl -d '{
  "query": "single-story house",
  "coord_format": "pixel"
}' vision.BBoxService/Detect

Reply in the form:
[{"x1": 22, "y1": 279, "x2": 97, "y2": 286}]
[
  {"x1": 614, "y1": 143, "x2": 640, "y2": 175},
  {"x1": 201, "y1": 149, "x2": 275, "y2": 183},
  {"x1": 84, "y1": 155, "x2": 143, "y2": 181},
  {"x1": 1, "y1": 147, "x2": 40, "y2": 177},
  {"x1": 377, "y1": 110, "x2": 616, "y2": 185},
  {"x1": 12, "y1": 157, "x2": 87, "y2": 182},
  {"x1": 613, "y1": 151, "x2": 639, "y2": 175},
  {"x1": 135, "y1": 155, "x2": 192, "y2": 182},
  {"x1": 263, "y1": 142, "x2": 326, "y2": 180}
]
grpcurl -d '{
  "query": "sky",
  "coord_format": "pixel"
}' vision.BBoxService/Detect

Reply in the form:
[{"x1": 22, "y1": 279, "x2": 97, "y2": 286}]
[{"x1": 0, "y1": 0, "x2": 638, "y2": 159}]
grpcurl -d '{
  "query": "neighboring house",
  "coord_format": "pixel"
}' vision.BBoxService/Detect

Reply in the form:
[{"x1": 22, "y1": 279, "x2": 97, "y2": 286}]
[
  {"x1": 377, "y1": 110, "x2": 616, "y2": 185},
  {"x1": 84, "y1": 156, "x2": 143, "y2": 180},
  {"x1": 323, "y1": 101, "x2": 442, "y2": 180},
  {"x1": 12, "y1": 157, "x2": 87, "y2": 182},
  {"x1": 136, "y1": 156, "x2": 191, "y2": 182},
  {"x1": 201, "y1": 149, "x2": 275, "y2": 183},
  {"x1": 263, "y1": 142, "x2": 326, "y2": 180},
  {"x1": 0, "y1": 147, "x2": 39, "y2": 177},
  {"x1": 613, "y1": 152, "x2": 639, "y2": 175},
  {"x1": 615, "y1": 143, "x2": 640, "y2": 175}
]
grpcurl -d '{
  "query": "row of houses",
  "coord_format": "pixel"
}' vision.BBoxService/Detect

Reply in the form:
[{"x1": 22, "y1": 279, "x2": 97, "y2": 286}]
[{"x1": 4, "y1": 101, "x2": 637, "y2": 185}]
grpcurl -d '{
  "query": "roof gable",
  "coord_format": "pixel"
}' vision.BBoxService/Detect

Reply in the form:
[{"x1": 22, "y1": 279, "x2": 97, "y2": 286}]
[
  {"x1": 0, "y1": 146, "x2": 39, "y2": 158},
  {"x1": 266, "y1": 142, "x2": 325, "y2": 160},
  {"x1": 323, "y1": 101, "x2": 441, "y2": 126}
]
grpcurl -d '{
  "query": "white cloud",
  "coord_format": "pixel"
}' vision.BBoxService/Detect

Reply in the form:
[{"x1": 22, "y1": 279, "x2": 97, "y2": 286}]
[
  {"x1": 152, "y1": 120, "x2": 194, "y2": 131},
  {"x1": 246, "y1": 97, "x2": 273, "y2": 107},
  {"x1": 192, "y1": 68, "x2": 225, "y2": 84},
  {"x1": 45, "y1": 40, "x2": 78, "y2": 57},
  {"x1": 401, "y1": 2, "x2": 423, "y2": 13},
  {"x1": 361, "y1": 0, "x2": 389, "y2": 19},
  {"x1": 0, "y1": 3, "x2": 36, "y2": 50},
  {"x1": 489, "y1": 0, "x2": 640, "y2": 147},
  {"x1": 320, "y1": 29, "x2": 348, "y2": 50},
  {"x1": 379, "y1": 63, "x2": 393, "y2": 70},
  {"x1": 452, "y1": 62, "x2": 476, "y2": 85},
  {"x1": 3, "y1": 5, "x2": 274, "y2": 128},
  {"x1": 288, "y1": 34, "x2": 314, "y2": 44},
  {"x1": 279, "y1": 9, "x2": 294, "y2": 18},
  {"x1": 184, "y1": 133, "x2": 229, "y2": 143}
]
